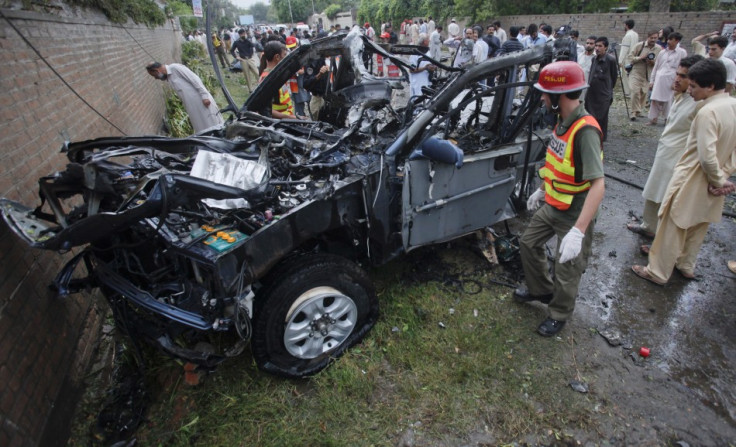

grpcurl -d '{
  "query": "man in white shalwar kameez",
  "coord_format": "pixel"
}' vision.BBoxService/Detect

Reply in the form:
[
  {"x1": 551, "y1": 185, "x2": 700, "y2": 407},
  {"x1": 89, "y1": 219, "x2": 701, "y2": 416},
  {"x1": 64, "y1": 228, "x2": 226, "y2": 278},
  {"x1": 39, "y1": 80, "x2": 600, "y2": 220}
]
[{"x1": 146, "y1": 62, "x2": 224, "y2": 133}]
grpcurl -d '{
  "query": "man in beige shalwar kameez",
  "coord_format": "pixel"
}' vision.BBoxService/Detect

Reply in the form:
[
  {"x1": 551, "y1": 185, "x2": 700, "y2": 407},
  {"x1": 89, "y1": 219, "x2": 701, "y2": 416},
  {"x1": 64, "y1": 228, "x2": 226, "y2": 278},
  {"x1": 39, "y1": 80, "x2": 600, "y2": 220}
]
[
  {"x1": 627, "y1": 55, "x2": 703, "y2": 238},
  {"x1": 632, "y1": 59, "x2": 736, "y2": 285}
]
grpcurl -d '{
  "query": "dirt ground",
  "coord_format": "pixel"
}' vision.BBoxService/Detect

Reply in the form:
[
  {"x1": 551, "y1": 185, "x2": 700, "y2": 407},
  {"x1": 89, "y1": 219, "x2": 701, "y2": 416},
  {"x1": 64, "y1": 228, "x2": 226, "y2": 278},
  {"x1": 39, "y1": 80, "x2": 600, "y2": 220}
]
[{"x1": 527, "y1": 93, "x2": 736, "y2": 446}]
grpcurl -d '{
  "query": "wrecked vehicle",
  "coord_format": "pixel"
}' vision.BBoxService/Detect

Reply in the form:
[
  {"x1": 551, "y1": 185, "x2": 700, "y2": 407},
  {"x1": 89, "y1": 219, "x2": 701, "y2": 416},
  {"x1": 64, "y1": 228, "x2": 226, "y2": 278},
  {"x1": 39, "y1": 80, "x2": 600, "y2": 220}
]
[{"x1": 1, "y1": 31, "x2": 553, "y2": 378}]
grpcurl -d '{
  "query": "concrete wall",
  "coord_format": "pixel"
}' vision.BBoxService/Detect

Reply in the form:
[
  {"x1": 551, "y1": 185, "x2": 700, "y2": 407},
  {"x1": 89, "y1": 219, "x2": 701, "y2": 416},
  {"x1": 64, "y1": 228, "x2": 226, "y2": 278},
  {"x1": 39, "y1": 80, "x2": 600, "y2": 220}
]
[
  {"x1": 495, "y1": 11, "x2": 736, "y2": 52},
  {"x1": 0, "y1": 4, "x2": 181, "y2": 446}
]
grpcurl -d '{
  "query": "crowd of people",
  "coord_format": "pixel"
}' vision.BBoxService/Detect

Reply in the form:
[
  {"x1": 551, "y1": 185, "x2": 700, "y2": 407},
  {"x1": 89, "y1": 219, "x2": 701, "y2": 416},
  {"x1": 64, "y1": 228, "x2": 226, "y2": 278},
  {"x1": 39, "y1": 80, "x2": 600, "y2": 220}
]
[{"x1": 150, "y1": 19, "x2": 736, "y2": 337}]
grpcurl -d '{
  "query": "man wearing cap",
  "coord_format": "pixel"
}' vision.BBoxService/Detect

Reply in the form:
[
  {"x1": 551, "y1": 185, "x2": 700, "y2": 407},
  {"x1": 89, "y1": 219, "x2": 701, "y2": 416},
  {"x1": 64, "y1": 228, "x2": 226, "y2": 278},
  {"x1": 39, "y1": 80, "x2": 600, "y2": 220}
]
[
  {"x1": 514, "y1": 61, "x2": 605, "y2": 337},
  {"x1": 231, "y1": 28, "x2": 259, "y2": 94},
  {"x1": 145, "y1": 62, "x2": 224, "y2": 133}
]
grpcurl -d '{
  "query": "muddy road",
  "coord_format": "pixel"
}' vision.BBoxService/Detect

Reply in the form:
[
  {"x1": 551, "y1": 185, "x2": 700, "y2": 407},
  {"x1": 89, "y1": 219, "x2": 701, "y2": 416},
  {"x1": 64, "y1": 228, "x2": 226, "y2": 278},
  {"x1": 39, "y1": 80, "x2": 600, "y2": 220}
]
[{"x1": 537, "y1": 96, "x2": 736, "y2": 445}]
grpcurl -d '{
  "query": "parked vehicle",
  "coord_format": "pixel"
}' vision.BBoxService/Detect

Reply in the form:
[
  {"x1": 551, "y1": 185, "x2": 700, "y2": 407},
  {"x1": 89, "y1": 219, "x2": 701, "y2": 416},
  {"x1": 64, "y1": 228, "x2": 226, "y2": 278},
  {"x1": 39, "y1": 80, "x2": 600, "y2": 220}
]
[{"x1": 1, "y1": 30, "x2": 554, "y2": 378}]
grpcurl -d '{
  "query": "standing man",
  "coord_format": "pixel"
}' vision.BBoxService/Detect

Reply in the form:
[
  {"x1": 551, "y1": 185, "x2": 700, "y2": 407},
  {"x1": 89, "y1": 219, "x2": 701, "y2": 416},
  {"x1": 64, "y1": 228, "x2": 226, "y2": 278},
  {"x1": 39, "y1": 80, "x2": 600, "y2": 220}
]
[
  {"x1": 493, "y1": 20, "x2": 507, "y2": 44},
  {"x1": 500, "y1": 26, "x2": 524, "y2": 54},
  {"x1": 627, "y1": 30, "x2": 661, "y2": 120},
  {"x1": 409, "y1": 34, "x2": 435, "y2": 99},
  {"x1": 632, "y1": 59, "x2": 736, "y2": 285},
  {"x1": 429, "y1": 25, "x2": 443, "y2": 63},
  {"x1": 222, "y1": 28, "x2": 232, "y2": 54},
  {"x1": 523, "y1": 24, "x2": 546, "y2": 48},
  {"x1": 447, "y1": 18, "x2": 460, "y2": 59},
  {"x1": 444, "y1": 28, "x2": 474, "y2": 68},
  {"x1": 618, "y1": 19, "x2": 639, "y2": 97},
  {"x1": 648, "y1": 32, "x2": 686, "y2": 125},
  {"x1": 472, "y1": 26, "x2": 489, "y2": 65},
  {"x1": 515, "y1": 61, "x2": 605, "y2": 337},
  {"x1": 706, "y1": 36, "x2": 736, "y2": 93},
  {"x1": 364, "y1": 22, "x2": 375, "y2": 41},
  {"x1": 577, "y1": 36, "x2": 596, "y2": 101},
  {"x1": 400, "y1": 18, "x2": 408, "y2": 44},
  {"x1": 410, "y1": 20, "x2": 420, "y2": 45},
  {"x1": 211, "y1": 32, "x2": 229, "y2": 69},
  {"x1": 483, "y1": 25, "x2": 501, "y2": 58},
  {"x1": 448, "y1": 18, "x2": 460, "y2": 40},
  {"x1": 303, "y1": 53, "x2": 329, "y2": 120},
  {"x1": 231, "y1": 28, "x2": 259, "y2": 95},
  {"x1": 628, "y1": 55, "x2": 703, "y2": 239},
  {"x1": 427, "y1": 17, "x2": 436, "y2": 35},
  {"x1": 145, "y1": 62, "x2": 223, "y2": 133},
  {"x1": 259, "y1": 41, "x2": 295, "y2": 119},
  {"x1": 585, "y1": 36, "x2": 617, "y2": 141},
  {"x1": 724, "y1": 27, "x2": 736, "y2": 62}
]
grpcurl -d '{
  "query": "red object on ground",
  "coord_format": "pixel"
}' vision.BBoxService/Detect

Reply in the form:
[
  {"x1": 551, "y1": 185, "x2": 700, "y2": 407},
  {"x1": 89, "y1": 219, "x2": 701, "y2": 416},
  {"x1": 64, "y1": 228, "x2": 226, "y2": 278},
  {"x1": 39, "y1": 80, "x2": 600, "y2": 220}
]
[{"x1": 639, "y1": 347, "x2": 650, "y2": 357}]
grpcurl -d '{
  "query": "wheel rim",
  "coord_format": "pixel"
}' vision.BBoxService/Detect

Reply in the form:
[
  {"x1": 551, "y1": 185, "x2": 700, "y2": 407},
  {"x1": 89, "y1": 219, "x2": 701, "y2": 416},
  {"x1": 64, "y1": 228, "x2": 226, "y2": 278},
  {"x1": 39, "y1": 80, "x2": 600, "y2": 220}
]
[{"x1": 283, "y1": 286, "x2": 358, "y2": 359}]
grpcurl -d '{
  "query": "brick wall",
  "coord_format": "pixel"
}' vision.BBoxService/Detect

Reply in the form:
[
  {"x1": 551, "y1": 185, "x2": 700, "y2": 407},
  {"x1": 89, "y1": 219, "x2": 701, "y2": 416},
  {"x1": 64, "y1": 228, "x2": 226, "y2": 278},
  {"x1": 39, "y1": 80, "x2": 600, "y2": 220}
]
[
  {"x1": 0, "y1": 5, "x2": 181, "y2": 446},
  {"x1": 495, "y1": 11, "x2": 736, "y2": 52}
]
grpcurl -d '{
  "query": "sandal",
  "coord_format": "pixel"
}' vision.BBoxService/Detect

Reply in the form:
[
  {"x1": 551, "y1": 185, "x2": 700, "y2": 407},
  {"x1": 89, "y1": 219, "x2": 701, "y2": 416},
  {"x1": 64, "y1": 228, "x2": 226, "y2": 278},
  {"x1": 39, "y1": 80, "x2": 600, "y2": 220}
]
[
  {"x1": 626, "y1": 222, "x2": 654, "y2": 239},
  {"x1": 632, "y1": 265, "x2": 666, "y2": 286},
  {"x1": 640, "y1": 244, "x2": 651, "y2": 255},
  {"x1": 729, "y1": 260, "x2": 736, "y2": 274}
]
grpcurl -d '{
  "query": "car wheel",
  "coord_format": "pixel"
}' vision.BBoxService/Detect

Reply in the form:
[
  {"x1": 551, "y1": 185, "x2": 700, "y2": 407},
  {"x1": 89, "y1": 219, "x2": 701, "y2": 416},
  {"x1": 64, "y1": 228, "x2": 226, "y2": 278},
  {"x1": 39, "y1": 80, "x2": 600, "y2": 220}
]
[{"x1": 251, "y1": 254, "x2": 378, "y2": 378}]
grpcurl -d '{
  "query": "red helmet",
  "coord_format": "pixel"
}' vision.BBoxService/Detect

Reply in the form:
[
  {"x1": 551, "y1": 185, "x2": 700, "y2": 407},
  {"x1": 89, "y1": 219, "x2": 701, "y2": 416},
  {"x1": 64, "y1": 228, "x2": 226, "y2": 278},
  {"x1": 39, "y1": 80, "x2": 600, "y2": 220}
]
[{"x1": 533, "y1": 61, "x2": 588, "y2": 94}]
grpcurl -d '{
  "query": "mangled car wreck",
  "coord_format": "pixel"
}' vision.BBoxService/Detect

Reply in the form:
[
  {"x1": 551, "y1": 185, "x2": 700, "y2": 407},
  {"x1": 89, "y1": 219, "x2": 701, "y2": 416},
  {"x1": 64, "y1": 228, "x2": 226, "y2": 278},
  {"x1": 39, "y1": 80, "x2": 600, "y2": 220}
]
[{"x1": 1, "y1": 31, "x2": 554, "y2": 378}]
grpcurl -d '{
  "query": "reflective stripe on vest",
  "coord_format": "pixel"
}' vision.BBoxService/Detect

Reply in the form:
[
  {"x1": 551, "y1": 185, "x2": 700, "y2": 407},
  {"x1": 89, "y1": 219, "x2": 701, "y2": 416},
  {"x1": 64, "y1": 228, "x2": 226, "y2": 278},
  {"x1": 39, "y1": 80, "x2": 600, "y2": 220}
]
[
  {"x1": 538, "y1": 115, "x2": 602, "y2": 211},
  {"x1": 273, "y1": 84, "x2": 294, "y2": 116},
  {"x1": 288, "y1": 75, "x2": 299, "y2": 93},
  {"x1": 259, "y1": 70, "x2": 295, "y2": 117}
]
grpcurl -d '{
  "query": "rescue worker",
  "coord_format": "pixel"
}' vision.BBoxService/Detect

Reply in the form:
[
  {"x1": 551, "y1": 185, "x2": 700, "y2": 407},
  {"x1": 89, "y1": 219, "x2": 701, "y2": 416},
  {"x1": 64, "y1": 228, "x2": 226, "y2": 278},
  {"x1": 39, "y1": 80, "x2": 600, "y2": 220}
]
[
  {"x1": 259, "y1": 41, "x2": 295, "y2": 119},
  {"x1": 514, "y1": 61, "x2": 605, "y2": 337}
]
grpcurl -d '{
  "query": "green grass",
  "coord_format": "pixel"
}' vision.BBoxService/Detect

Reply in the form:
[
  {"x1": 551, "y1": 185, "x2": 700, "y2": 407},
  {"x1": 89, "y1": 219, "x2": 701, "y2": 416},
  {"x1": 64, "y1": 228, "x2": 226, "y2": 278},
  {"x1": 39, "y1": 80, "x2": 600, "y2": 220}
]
[{"x1": 121, "y1": 242, "x2": 597, "y2": 446}]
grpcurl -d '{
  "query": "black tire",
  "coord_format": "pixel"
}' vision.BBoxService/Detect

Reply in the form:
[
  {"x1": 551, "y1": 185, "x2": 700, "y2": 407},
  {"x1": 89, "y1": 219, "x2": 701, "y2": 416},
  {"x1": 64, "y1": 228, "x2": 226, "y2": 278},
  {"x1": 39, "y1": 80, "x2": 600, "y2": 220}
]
[{"x1": 251, "y1": 254, "x2": 378, "y2": 378}]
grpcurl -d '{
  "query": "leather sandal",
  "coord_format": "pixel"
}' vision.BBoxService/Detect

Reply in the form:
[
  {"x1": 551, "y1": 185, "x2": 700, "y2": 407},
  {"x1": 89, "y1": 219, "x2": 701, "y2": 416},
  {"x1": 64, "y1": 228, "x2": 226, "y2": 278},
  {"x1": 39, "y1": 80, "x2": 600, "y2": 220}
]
[{"x1": 631, "y1": 265, "x2": 666, "y2": 286}]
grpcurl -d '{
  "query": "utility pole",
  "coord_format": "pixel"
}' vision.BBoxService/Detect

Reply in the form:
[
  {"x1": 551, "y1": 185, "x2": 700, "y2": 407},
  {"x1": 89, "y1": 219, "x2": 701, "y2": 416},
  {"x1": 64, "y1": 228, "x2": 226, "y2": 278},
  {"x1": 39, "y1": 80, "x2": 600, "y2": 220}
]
[{"x1": 286, "y1": 0, "x2": 294, "y2": 25}]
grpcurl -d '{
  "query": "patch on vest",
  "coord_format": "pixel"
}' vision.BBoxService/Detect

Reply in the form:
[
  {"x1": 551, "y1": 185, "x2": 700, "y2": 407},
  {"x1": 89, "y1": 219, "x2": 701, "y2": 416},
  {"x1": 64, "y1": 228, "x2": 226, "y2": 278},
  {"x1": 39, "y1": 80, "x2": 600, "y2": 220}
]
[{"x1": 549, "y1": 134, "x2": 566, "y2": 158}]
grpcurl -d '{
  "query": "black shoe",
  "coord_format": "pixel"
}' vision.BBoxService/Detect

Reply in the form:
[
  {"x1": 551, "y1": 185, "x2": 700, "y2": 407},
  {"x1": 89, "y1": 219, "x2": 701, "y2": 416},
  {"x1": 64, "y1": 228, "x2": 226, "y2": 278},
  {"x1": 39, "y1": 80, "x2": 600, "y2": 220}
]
[
  {"x1": 513, "y1": 287, "x2": 553, "y2": 304},
  {"x1": 537, "y1": 317, "x2": 566, "y2": 337}
]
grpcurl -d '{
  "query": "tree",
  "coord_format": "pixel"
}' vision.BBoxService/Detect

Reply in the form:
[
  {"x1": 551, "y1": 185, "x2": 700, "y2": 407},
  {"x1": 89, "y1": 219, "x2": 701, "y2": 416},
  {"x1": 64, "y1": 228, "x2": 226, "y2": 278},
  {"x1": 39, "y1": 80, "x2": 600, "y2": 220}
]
[{"x1": 249, "y1": 2, "x2": 271, "y2": 22}]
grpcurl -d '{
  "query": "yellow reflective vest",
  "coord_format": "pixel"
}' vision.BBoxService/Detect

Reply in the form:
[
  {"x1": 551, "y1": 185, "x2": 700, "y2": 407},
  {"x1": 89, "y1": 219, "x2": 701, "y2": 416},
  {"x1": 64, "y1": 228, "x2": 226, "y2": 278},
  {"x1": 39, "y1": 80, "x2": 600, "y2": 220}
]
[
  {"x1": 538, "y1": 115, "x2": 602, "y2": 211},
  {"x1": 259, "y1": 69, "x2": 295, "y2": 117}
]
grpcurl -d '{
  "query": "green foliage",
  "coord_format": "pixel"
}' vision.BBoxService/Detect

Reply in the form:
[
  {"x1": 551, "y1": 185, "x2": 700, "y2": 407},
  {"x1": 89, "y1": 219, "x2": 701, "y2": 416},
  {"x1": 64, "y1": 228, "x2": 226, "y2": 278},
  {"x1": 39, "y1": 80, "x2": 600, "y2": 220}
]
[
  {"x1": 181, "y1": 40, "x2": 206, "y2": 66},
  {"x1": 324, "y1": 3, "x2": 342, "y2": 19},
  {"x1": 67, "y1": 0, "x2": 166, "y2": 26},
  {"x1": 180, "y1": 16, "x2": 199, "y2": 34},
  {"x1": 164, "y1": 90, "x2": 194, "y2": 137},
  {"x1": 167, "y1": 0, "x2": 192, "y2": 16},
  {"x1": 249, "y1": 2, "x2": 271, "y2": 22}
]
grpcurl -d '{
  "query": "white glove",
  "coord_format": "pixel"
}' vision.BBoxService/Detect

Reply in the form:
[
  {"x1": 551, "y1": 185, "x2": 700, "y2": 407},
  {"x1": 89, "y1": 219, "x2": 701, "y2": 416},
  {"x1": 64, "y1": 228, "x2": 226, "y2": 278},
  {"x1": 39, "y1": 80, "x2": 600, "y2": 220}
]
[
  {"x1": 526, "y1": 188, "x2": 546, "y2": 211},
  {"x1": 558, "y1": 227, "x2": 584, "y2": 264}
]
